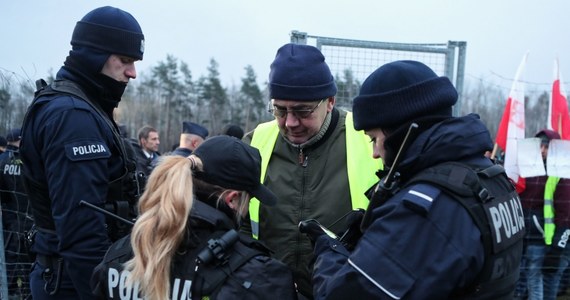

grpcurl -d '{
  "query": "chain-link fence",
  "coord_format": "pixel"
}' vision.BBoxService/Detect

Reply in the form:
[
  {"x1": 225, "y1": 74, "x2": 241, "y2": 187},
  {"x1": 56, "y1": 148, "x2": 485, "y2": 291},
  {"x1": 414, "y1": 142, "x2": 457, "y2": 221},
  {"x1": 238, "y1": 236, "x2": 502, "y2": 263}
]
[
  {"x1": 290, "y1": 30, "x2": 467, "y2": 115},
  {"x1": 1, "y1": 150, "x2": 32, "y2": 299}
]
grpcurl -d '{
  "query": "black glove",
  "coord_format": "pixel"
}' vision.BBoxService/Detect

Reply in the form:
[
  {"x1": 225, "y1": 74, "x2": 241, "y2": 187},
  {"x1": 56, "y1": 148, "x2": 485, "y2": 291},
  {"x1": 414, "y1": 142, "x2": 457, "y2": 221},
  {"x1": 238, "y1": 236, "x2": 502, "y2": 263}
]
[
  {"x1": 299, "y1": 219, "x2": 330, "y2": 246},
  {"x1": 338, "y1": 209, "x2": 365, "y2": 251},
  {"x1": 543, "y1": 246, "x2": 564, "y2": 274}
]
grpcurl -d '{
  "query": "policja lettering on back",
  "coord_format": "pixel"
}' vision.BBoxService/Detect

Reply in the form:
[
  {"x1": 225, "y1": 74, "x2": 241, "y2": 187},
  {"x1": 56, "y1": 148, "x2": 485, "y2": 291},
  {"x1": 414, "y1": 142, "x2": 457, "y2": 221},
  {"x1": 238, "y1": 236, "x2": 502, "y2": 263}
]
[
  {"x1": 3, "y1": 163, "x2": 20, "y2": 175},
  {"x1": 107, "y1": 267, "x2": 193, "y2": 300},
  {"x1": 486, "y1": 195, "x2": 525, "y2": 246}
]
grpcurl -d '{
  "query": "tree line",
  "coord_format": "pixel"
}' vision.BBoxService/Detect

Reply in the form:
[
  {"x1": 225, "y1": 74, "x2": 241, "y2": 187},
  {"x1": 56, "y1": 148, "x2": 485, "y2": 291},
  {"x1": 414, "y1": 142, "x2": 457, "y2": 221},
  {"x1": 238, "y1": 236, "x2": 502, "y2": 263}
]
[{"x1": 0, "y1": 55, "x2": 560, "y2": 153}]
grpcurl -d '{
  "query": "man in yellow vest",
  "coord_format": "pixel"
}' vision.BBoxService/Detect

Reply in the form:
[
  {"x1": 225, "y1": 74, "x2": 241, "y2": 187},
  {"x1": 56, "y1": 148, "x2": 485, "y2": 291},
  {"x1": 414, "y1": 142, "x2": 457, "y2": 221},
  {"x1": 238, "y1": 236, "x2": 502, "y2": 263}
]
[
  {"x1": 241, "y1": 43, "x2": 381, "y2": 299},
  {"x1": 516, "y1": 129, "x2": 570, "y2": 300}
]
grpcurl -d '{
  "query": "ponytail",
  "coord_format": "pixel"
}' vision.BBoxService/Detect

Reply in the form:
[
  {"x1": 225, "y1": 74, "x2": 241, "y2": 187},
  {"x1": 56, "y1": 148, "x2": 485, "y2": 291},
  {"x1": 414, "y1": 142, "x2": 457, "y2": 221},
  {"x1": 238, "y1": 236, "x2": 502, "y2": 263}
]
[{"x1": 124, "y1": 156, "x2": 194, "y2": 300}]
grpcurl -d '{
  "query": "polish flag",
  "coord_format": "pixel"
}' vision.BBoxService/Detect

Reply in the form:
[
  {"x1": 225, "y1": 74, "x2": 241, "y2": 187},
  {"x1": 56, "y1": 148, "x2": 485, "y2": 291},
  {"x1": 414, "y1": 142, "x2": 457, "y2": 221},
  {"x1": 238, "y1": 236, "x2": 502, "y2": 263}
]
[
  {"x1": 548, "y1": 58, "x2": 570, "y2": 140},
  {"x1": 495, "y1": 53, "x2": 528, "y2": 193}
]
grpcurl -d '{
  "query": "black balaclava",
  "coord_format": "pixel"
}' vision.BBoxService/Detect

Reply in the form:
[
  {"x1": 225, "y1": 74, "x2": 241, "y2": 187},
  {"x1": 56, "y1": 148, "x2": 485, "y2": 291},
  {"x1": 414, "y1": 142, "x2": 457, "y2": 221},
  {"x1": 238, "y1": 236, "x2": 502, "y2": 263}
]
[{"x1": 57, "y1": 6, "x2": 144, "y2": 114}]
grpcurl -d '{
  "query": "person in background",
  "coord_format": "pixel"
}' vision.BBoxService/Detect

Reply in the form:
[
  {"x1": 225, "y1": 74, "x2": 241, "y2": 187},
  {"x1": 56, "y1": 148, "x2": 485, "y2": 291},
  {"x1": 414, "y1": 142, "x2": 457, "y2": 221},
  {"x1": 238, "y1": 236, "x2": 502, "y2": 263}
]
[
  {"x1": 171, "y1": 121, "x2": 209, "y2": 157},
  {"x1": 117, "y1": 123, "x2": 130, "y2": 139},
  {"x1": 0, "y1": 128, "x2": 33, "y2": 298},
  {"x1": 241, "y1": 43, "x2": 381, "y2": 299},
  {"x1": 220, "y1": 124, "x2": 245, "y2": 139},
  {"x1": 19, "y1": 6, "x2": 145, "y2": 299},
  {"x1": 304, "y1": 60, "x2": 523, "y2": 299},
  {"x1": 91, "y1": 136, "x2": 297, "y2": 299},
  {"x1": 134, "y1": 125, "x2": 160, "y2": 176},
  {"x1": 516, "y1": 129, "x2": 570, "y2": 300}
]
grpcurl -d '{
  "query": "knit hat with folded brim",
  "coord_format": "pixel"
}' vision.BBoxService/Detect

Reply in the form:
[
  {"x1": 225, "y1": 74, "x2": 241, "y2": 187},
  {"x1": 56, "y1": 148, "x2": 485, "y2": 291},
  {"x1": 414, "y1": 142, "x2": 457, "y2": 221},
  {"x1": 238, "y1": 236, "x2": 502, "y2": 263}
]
[
  {"x1": 352, "y1": 60, "x2": 458, "y2": 131},
  {"x1": 269, "y1": 43, "x2": 337, "y2": 101}
]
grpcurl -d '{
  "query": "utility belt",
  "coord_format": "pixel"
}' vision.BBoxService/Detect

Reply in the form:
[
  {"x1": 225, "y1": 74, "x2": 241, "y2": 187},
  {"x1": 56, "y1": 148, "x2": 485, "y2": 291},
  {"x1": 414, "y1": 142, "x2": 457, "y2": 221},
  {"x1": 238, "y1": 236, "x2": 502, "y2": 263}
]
[{"x1": 36, "y1": 254, "x2": 62, "y2": 269}]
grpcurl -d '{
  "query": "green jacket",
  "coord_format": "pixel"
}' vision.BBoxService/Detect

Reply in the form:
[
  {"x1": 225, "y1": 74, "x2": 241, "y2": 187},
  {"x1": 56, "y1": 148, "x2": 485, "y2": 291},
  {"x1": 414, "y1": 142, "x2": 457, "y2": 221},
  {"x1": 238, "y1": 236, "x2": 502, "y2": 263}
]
[{"x1": 242, "y1": 109, "x2": 381, "y2": 297}]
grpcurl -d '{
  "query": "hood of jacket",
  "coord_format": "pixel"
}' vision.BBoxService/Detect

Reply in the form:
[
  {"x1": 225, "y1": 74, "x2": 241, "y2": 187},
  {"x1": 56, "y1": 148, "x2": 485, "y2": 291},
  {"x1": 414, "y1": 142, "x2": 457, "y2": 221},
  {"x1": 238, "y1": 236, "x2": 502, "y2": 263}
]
[{"x1": 394, "y1": 113, "x2": 493, "y2": 182}]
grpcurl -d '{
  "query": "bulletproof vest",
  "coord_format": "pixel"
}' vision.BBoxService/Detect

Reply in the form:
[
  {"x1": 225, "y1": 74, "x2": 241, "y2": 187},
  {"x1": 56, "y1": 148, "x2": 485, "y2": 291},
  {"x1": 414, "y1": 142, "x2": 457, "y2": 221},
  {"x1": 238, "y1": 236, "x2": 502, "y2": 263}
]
[
  {"x1": 22, "y1": 79, "x2": 142, "y2": 240},
  {"x1": 102, "y1": 229, "x2": 267, "y2": 299},
  {"x1": 404, "y1": 162, "x2": 524, "y2": 300}
]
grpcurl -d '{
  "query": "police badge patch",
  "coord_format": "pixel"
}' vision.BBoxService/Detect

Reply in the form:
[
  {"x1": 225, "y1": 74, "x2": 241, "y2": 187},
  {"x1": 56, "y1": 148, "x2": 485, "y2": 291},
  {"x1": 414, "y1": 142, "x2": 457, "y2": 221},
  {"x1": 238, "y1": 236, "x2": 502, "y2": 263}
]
[{"x1": 65, "y1": 140, "x2": 111, "y2": 161}]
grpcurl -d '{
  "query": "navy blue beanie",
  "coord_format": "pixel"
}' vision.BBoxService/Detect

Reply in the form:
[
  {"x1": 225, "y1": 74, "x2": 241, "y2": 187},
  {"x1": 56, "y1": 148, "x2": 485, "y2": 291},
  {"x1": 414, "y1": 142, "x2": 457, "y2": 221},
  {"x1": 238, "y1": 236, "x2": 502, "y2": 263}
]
[
  {"x1": 352, "y1": 60, "x2": 458, "y2": 131},
  {"x1": 269, "y1": 43, "x2": 337, "y2": 101},
  {"x1": 71, "y1": 6, "x2": 144, "y2": 61}
]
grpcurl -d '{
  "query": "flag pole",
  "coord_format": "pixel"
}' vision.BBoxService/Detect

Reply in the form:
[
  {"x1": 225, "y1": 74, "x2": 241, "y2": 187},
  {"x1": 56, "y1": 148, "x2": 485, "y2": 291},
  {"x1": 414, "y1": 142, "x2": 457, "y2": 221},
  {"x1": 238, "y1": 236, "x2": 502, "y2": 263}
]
[{"x1": 490, "y1": 143, "x2": 499, "y2": 160}]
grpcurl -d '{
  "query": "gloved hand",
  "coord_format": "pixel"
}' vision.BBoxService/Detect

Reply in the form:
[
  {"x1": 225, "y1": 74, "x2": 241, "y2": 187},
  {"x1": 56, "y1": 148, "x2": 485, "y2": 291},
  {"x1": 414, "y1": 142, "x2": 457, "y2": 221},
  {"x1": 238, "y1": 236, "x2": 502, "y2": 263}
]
[
  {"x1": 543, "y1": 246, "x2": 564, "y2": 274},
  {"x1": 338, "y1": 209, "x2": 365, "y2": 251},
  {"x1": 299, "y1": 219, "x2": 330, "y2": 246}
]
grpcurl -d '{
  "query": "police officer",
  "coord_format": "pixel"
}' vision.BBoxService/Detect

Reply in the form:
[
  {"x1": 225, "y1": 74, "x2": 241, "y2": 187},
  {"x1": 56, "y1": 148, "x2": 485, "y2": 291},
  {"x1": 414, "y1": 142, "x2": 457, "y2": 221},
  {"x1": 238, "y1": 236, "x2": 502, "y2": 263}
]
[
  {"x1": 91, "y1": 136, "x2": 297, "y2": 299},
  {"x1": 171, "y1": 121, "x2": 209, "y2": 157},
  {"x1": 302, "y1": 61, "x2": 524, "y2": 299},
  {"x1": 20, "y1": 6, "x2": 145, "y2": 299},
  {"x1": 0, "y1": 128, "x2": 33, "y2": 298}
]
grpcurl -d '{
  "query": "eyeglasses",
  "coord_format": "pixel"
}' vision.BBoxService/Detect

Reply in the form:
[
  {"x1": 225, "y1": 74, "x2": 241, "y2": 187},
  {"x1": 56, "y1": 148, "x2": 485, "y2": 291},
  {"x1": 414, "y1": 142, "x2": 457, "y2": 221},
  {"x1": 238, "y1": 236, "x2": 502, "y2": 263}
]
[{"x1": 268, "y1": 99, "x2": 326, "y2": 119}]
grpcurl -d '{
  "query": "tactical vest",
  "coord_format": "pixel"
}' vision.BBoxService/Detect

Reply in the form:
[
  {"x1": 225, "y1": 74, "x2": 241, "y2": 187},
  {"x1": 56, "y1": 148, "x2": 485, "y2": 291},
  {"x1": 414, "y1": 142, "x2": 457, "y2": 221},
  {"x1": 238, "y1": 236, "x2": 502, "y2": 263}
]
[
  {"x1": 102, "y1": 229, "x2": 267, "y2": 299},
  {"x1": 248, "y1": 112, "x2": 381, "y2": 239},
  {"x1": 22, "y1": 79, "x2": 142, "y2": 241},
  {"x1": 404, "y1": 162, "x2": 524, "y2": 299}
]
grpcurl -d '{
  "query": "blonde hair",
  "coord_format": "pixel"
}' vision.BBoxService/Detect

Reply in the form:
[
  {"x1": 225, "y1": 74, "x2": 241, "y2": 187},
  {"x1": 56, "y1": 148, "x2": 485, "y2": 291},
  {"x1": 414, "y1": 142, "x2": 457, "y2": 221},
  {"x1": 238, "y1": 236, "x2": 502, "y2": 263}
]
[
  {"x1": 123, "y1": 154, "x2": 251, "y2": 299},
  {"x1": 124, "y1": 156, "x2": 194, "y2": 300}
]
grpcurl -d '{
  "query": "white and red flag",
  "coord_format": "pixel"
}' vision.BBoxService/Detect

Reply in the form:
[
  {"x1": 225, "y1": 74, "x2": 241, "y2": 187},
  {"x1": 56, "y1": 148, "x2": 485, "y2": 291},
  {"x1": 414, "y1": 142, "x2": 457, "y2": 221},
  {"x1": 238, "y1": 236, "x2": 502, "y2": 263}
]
[
  {"x1": 494, "y1": 52, "x2": 528, "y2": 193},
  {"x1": 548, "y1": 58, "x2": 570, "y2": 140}
]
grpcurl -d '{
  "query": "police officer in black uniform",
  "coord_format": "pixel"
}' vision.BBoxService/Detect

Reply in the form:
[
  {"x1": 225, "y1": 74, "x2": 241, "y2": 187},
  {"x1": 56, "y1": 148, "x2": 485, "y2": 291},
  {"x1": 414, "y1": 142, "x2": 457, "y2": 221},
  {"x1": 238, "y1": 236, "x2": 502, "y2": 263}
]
[
  {"x1": 91, "y1": 136, "x2": 297, "y2": 299},
  {"x1": 19, "y1": 6, "x2": 145, "y2": 299},
  {"x1": 301, "y1": 61, "x2": 524, "y2": 299},
  {"x1": 0, "y1": 128, "x2": 33, "y2": 298}
]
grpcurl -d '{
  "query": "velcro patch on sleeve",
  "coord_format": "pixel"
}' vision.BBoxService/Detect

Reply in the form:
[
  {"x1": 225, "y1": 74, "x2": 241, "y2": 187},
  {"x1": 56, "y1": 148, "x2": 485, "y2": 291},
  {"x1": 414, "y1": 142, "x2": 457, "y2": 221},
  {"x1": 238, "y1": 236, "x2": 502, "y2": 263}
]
[
  {"x1": 402, "y1": 183, "x2": 441, "y2": 216},
  {"x1": 65, "y1": 140, "x2": 111, "y2": 161}
]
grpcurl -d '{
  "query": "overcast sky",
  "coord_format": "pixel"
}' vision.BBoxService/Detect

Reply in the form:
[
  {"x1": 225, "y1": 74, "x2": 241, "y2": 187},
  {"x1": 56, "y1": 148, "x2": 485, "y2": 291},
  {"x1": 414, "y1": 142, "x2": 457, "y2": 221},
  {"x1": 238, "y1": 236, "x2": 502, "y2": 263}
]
[{"x1": 2, "y1": 0, "x2": 569, "y2": 94}]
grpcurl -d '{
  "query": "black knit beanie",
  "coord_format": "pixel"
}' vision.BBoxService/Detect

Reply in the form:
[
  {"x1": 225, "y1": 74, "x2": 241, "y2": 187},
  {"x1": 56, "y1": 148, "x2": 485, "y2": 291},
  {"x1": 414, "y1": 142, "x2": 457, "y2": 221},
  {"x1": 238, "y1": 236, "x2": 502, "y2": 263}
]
[
  {"x1": 269, "y1": 43, "x2": 337, "y2": 101},
  {"x1": 71, "y1": 6, "x2": 145, "y2": 61},
  {"x1": 352, "y1": 60, "x2": 458, "y2": 131}
]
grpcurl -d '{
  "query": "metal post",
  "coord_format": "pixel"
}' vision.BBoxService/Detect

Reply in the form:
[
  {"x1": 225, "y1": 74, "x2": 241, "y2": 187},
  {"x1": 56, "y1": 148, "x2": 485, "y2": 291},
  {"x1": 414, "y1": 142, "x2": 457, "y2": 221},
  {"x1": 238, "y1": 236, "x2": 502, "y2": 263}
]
[
  {"x1": 455, "y1": 41, "x2": 468, "y2": 116},
  {"x1": 0, "y1": 209, "x2": 9, "y2": 299},
  {"x1": 290, "y1": 31, "x2": 308, "y2": 44}
]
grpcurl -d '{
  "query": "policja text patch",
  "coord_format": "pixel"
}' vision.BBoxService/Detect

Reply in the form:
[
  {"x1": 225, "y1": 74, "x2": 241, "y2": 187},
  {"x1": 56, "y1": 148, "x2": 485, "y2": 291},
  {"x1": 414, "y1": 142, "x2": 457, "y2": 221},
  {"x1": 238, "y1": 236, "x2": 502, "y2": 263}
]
[
  {"x1": 483, "y1": 193, "x2": 525, "y2": 253},
  {"x1": 65, "y1": 140, "x2": 111, "y2": 161}
]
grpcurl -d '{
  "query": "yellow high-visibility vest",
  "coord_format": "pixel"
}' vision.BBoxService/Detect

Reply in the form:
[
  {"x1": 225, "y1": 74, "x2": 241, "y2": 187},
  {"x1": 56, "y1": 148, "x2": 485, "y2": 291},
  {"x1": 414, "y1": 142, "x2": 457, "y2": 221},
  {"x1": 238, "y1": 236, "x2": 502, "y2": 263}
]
[
  {"x1": 248, "y1": 112, "x2": 381, "y2": 239},
  {"x1": 544, "y1": 176, "x2": 560, "y2": 245}
]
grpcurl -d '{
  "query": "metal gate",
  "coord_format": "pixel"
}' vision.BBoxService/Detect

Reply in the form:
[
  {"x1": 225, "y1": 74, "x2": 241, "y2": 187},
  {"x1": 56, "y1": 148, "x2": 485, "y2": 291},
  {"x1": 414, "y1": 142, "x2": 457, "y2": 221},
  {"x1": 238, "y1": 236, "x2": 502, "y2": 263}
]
[{"x1": 290, "y1": 30, "x2": 467, "y2": 115}]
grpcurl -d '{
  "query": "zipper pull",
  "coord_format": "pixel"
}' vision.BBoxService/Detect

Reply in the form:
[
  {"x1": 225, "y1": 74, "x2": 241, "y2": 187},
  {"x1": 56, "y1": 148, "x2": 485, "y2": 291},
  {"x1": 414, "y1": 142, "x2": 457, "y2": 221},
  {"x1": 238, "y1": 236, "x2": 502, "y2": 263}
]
[
  {"x1": 298, "y1": 148, "x2": 309, "y2": 167},
  {"x1": 302, "y1": 156, "x2": 309, "y2": 167}
]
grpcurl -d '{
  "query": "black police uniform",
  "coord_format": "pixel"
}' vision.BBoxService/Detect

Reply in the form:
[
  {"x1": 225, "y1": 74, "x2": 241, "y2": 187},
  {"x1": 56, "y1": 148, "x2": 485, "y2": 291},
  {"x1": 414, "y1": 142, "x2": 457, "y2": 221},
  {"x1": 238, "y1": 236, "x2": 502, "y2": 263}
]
[
  {"x1": 171, "y1": 147, "x2": 193, "y2": 157},
  {"x1": 91, "y1": 200, "x2": 298, "y2": 299},
  {"x1": 311, "y1": 115, "x2": 524, "y2": 299},
  {"x1": 0, "y1": 144, "x2": 33, "y2": 297},
  {"x1": 20, "y1": 74, "x2": 135, "y2": 299}
]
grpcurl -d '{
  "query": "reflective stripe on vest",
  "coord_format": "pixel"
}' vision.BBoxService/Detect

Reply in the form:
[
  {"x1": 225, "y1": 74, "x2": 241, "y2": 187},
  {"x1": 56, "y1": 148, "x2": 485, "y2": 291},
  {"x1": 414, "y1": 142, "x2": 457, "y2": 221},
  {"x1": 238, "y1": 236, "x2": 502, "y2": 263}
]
[
  {"x1": 248, "y1": 111, "x2": 382, "y2": 239},
  {"x1": 544, "y1": 176, "x2": 560, "y2": 245}
]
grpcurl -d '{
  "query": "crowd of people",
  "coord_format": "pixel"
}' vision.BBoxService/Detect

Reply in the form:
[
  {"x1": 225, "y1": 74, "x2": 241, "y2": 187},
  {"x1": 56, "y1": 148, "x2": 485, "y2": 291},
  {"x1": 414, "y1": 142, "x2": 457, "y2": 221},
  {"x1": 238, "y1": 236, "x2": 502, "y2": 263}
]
[{"x1": 1, "y1": 4, "x2": 569, "y2": 300}]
